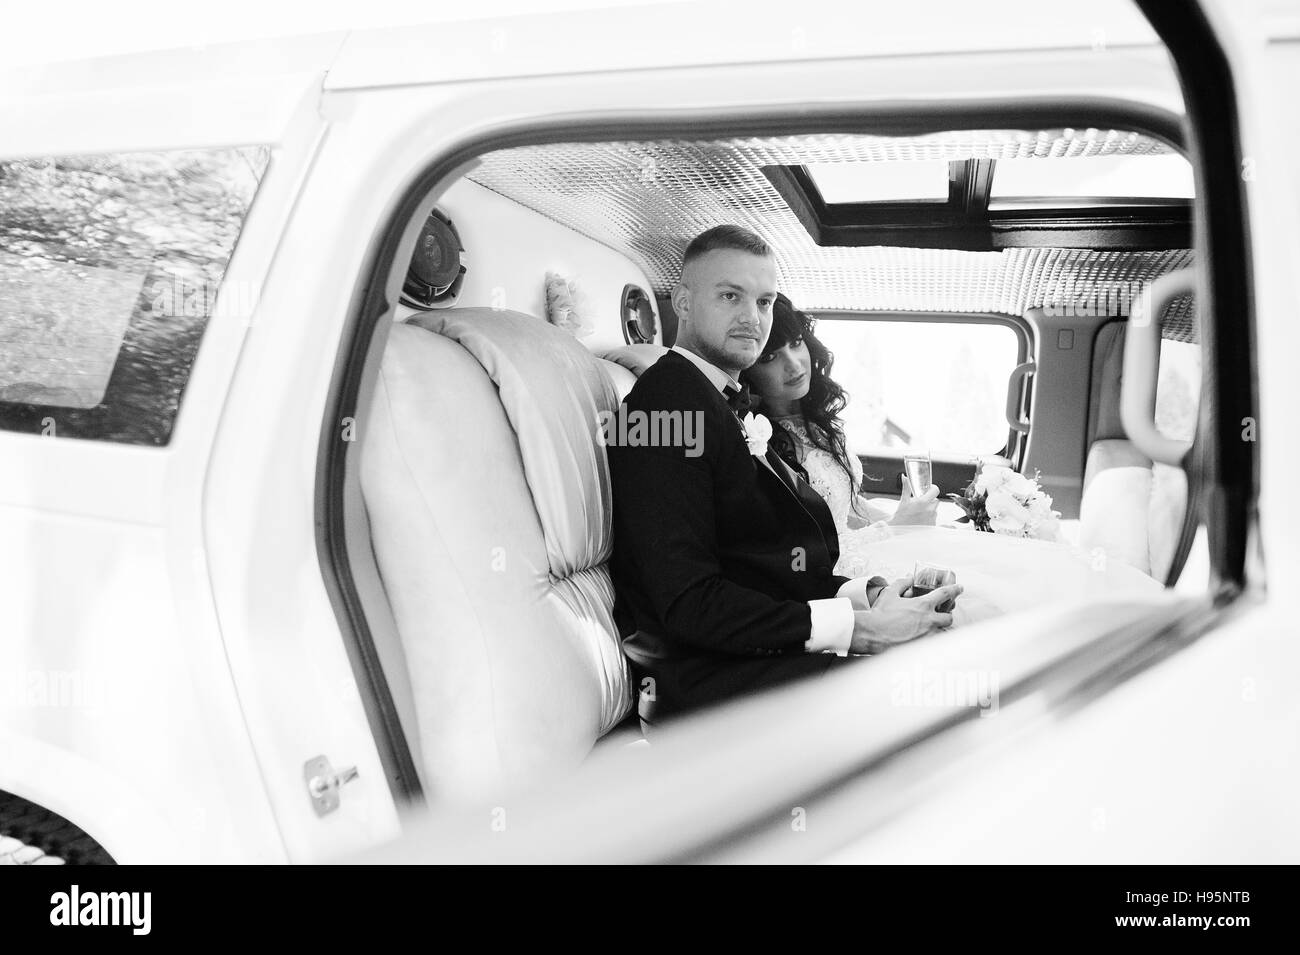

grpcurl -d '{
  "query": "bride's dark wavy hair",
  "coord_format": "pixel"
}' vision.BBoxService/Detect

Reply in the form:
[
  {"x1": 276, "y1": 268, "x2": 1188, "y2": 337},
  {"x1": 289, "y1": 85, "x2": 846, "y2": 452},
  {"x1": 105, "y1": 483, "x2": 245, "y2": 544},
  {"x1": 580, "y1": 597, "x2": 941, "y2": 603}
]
[{"x1": 741, "y1": 293, "x2": 857, "y2": 488}]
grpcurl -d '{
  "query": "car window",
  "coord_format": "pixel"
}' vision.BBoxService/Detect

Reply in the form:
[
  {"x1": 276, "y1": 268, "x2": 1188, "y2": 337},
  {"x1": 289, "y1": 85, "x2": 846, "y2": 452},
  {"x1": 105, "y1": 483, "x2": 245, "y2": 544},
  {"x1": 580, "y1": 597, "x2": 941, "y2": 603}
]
[
  {"x1": 0, "y1": 146, "x2": 269, "y2": 445},
  {"x1": 813, "y1": 317, "x2": 1022, "y2": 457}
]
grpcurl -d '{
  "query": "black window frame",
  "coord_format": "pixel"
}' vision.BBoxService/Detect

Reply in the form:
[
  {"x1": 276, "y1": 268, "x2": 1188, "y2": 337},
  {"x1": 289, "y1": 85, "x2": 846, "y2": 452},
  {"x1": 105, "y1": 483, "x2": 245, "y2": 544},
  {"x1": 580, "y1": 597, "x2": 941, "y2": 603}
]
[{"x1": 764, "y1": 158, "x2": 1192, "y2": 252}]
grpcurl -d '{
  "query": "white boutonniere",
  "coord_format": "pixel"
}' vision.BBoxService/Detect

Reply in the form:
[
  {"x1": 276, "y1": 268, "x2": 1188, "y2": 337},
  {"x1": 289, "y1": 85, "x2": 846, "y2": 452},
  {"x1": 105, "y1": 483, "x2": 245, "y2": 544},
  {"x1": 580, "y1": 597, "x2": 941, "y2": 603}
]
[{"x1": 740, "y1": 412, "x2": 773, "y2": 457}]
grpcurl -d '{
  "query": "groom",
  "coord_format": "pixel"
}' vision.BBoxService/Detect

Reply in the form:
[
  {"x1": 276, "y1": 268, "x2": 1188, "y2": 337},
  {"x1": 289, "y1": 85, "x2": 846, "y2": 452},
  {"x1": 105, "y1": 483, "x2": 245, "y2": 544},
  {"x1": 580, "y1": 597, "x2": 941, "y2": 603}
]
[{"x1": 609, "y1": 225, "x2": 960, "y2": 720}]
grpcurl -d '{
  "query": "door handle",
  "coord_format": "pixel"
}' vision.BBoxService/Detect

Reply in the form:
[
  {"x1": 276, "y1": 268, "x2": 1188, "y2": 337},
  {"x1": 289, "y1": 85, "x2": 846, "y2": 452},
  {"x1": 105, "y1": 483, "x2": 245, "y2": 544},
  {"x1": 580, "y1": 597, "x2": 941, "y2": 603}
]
[{"x1": 304, "y1": 755, "x2": 360, "y2": 817}]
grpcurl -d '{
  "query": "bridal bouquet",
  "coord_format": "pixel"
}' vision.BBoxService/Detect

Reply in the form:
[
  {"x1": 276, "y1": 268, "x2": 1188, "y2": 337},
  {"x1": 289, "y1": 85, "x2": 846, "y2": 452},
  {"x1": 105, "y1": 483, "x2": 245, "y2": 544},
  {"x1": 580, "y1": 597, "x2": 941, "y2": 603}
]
[{"x1": 948, "y1": 465, "x2": 1062, "y2": 541}]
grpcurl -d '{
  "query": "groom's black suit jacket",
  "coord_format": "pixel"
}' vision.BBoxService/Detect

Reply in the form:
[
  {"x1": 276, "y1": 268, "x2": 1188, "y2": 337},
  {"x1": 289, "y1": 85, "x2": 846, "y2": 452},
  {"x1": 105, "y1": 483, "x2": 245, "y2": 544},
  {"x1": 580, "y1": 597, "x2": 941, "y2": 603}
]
[{"x1": 610, "y1": 350, "x2": 854, "y2": 718}]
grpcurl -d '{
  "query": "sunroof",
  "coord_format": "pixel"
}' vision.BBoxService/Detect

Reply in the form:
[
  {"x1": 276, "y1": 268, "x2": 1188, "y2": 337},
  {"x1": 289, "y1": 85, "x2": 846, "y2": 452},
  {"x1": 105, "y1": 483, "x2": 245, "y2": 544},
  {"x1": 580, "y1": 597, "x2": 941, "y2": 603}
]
[
  {"x1": 804, "y1": 160, "x2": 950, "y2": 204},
  {"x1": 990, "y1": 153, "x2": 1194, "y2": 204}
]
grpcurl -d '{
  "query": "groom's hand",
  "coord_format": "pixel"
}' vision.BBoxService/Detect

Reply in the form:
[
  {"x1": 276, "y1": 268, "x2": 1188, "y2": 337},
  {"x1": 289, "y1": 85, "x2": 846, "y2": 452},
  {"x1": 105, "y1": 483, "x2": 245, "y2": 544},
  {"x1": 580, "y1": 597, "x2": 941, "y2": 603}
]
[
  {"x1": 849, "y1": 578, "x2": 962, "y2": 653},
  {"x1": 889, "y1": 482, "x2": 940, "y2": 526}
]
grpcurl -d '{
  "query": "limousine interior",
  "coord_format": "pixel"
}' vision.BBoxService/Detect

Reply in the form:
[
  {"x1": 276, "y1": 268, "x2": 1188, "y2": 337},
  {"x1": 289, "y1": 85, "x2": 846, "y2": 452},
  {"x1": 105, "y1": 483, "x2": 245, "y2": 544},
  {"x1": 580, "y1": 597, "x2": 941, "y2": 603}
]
[{"x1": 333, "y1": 125, "x2": 1205, "y2": 806}]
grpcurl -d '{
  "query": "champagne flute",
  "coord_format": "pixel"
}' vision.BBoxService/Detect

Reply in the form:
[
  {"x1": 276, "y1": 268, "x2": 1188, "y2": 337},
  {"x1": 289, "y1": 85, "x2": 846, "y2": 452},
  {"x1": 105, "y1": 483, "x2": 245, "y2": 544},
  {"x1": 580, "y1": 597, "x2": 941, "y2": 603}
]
[{"x1": 903, "y1": 450, "x2": 932, "y2": 496}]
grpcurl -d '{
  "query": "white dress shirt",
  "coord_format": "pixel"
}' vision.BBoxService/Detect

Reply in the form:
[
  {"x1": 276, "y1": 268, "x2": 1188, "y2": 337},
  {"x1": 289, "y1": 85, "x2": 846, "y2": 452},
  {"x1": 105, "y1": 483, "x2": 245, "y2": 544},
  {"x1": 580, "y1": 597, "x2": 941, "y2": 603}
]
[{"x1": 670, "y1": 344, "x2": 877, "y2": 656}]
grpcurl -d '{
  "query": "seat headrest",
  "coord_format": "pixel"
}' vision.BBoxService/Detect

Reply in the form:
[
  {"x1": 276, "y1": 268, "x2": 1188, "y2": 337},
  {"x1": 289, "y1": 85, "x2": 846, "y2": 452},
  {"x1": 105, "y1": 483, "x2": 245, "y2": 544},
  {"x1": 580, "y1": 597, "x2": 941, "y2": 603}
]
[
  {"x1": 600, "y1": 344, "x2": 671, "y2": 378},
  {"x1": 597, "y1": 358, "x2": 638, "y2": 402},
  {"x1": 407, "y1": 308, "x2": 619, "y2": 579}
]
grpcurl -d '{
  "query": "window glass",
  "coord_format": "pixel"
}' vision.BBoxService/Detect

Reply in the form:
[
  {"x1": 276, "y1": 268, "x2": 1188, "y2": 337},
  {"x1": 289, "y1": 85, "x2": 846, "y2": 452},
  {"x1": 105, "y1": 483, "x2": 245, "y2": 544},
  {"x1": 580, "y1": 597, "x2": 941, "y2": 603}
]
[
  {"x1": 813, "y1": 318, "x2": 1022, "y2": 457},
  {"x1": 0, "y1": 146, "x2": 269, "y2": 444},
  {"x1": 990, "y1": 154, "x2": 1194, "y2": 204},
  {"x1": 804, "y1": 160, "x2": 950, "y2": 204},
  {"x1": 1155, "y1": 337, "x2": 1201, "y2": 444}
]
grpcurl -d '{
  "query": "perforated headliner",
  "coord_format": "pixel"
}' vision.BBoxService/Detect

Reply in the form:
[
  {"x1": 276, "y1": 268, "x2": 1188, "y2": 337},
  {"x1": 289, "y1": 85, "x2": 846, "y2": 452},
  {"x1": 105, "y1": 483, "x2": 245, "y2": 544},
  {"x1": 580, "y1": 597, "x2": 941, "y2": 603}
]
[{"x1": 468, "y1": 128, "x2": 1196, "y2": 340}]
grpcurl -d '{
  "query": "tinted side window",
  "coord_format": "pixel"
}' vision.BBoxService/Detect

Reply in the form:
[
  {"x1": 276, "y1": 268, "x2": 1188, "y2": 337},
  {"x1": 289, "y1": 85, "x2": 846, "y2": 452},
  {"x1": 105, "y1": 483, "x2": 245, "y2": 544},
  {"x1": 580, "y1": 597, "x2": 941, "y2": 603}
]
[
  {"x1": 814, "y1": 318, "x2": 1023, "y2": 457},
  {"x1": 0, "y1": 147, "x2": 269, "y2": 445}
]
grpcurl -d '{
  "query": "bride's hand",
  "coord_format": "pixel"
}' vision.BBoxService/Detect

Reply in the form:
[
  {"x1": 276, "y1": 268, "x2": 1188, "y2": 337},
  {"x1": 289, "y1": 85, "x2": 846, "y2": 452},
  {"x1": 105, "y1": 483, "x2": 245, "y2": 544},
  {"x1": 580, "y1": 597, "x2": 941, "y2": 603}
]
[{"x1": 889, "y1": 482, "x2": 940, "y2": 526}]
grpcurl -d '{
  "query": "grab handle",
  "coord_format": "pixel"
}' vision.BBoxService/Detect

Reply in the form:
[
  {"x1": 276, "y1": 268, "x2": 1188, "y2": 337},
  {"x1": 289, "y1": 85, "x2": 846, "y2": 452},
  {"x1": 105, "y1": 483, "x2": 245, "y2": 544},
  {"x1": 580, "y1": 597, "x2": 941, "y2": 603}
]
[
  {"x1": 1121, "y1": 269, "x2": 1195, "y2": 466},
  {"x1": 1005, "y1": 361, "x2": 1036, "y2": 433}
]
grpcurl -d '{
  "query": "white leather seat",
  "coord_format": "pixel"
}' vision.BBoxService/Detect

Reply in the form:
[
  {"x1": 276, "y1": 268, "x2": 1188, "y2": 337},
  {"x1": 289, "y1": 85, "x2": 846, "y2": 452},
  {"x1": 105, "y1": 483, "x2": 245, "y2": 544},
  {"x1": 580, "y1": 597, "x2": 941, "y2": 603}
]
[
  {"x1": 1079, "y1": 438, "x2": 1187, "y2": 581},
  {"x1": 361, "y1": 308, "x2": 635, "y2": 802},
  {"x1": 596, "y1": 358, "x2": 637, "y2": 402},
  {"x1": 1080, "y1": 317, "x2": 1192, "y2": 583},
  {"x1": 601, "y1": 343, "x2": 671, "y2": 384}
]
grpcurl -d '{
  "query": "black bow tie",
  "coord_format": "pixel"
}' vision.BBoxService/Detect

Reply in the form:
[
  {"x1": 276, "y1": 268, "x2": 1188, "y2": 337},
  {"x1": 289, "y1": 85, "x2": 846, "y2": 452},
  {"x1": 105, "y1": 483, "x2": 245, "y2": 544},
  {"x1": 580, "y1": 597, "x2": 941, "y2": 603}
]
[{"x1": 724, "y1": 383, "x2": 752, "y2": 417}]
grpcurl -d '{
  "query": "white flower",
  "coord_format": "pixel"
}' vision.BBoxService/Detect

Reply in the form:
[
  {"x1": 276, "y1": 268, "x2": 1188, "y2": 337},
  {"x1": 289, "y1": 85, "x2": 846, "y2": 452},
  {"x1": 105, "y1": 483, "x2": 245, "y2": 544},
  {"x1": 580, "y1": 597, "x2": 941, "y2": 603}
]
[
  {"x1": 1025, "y1": 492, "x2": 1061, "y2": 541},
  {"x1": 985, "y1": 488, "x2": 1028, "y2": 520},
  {"x1": 974, "y1": 465, "x2": 1013, "y2": 495},
  {"x1": 741, "y1": 412, "x2": 773, "y2": 457},
  {"x1": 1004, "y1": 472, "x2": 1037, "y2": 501},
  {"x1": 986, "y1": 488, "x2": 1032, "y2": 536},
  {"x1": 1027, "y1": 495, "x2": 1055, "y2": 522}
]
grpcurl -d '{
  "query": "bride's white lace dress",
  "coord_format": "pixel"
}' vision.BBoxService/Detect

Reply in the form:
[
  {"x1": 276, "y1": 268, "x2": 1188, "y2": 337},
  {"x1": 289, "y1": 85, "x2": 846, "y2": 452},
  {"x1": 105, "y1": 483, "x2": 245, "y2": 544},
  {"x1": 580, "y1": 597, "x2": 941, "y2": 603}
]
[
  {"x1": 774, "y1": 414, "x2": 1161, "y2": 624},
  {"x1": 772, "y1": 414, "x2": 894, "y2": 579}
]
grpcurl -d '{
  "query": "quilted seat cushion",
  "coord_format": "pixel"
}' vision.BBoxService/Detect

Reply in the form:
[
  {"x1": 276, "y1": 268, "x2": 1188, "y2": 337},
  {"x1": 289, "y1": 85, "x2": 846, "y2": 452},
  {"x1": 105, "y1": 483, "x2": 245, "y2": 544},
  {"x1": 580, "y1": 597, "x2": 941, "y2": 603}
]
[{"x1": 361, "y1": 308, "x2": 632, "y2": 801}]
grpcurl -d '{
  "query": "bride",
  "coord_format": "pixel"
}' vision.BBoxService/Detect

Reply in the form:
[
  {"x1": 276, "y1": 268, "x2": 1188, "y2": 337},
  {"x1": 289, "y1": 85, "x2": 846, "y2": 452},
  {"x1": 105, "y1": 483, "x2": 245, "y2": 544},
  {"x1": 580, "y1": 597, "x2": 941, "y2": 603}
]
[{"x1": 739, "y1": 293, "x2": 939, "y2": 579}]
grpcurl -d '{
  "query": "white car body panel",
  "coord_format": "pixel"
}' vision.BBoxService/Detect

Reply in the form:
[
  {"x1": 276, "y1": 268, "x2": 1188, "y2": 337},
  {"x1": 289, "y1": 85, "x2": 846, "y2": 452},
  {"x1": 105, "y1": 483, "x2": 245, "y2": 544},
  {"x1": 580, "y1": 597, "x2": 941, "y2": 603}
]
[
  {"x1": 0, "y1": 45, "x2": 344, "y2": 862},
  {"x1": 825, "y1": 603, "x2": 1300, "y2": 863},
  {"x1": 323, "y1": 0, "x2": 1161, "y2": 91}
]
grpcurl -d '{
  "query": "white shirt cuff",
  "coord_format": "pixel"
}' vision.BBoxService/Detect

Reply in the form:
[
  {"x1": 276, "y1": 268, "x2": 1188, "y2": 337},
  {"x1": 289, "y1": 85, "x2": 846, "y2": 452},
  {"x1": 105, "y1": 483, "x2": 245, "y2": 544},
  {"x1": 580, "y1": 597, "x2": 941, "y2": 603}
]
[{"x1": 806, "y1": 597, "x2": 853, "y2": 656}]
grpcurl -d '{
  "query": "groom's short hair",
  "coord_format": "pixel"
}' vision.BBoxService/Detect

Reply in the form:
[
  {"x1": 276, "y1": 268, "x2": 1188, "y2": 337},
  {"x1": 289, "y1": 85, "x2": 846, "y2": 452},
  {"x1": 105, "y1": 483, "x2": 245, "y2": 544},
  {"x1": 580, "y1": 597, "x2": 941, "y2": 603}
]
[{"x1": 682, "y1": 225, "x2": 772, "y2": 273}]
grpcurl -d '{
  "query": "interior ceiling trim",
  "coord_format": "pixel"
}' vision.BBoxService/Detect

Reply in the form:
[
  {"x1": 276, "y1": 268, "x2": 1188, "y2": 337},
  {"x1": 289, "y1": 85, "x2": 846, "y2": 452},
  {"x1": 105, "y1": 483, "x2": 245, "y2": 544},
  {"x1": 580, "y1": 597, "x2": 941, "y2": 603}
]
[{"x1": 467, "y1": 130, "x2": 1194, "y2": 338}]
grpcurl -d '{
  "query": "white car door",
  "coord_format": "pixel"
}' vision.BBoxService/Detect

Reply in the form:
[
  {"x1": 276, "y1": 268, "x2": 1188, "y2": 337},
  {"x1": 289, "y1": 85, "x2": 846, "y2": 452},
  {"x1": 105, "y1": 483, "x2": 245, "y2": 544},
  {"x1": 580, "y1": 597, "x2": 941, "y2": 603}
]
[{"x1": 0, "y1": 35, "x2": 371, "y2": 863}]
